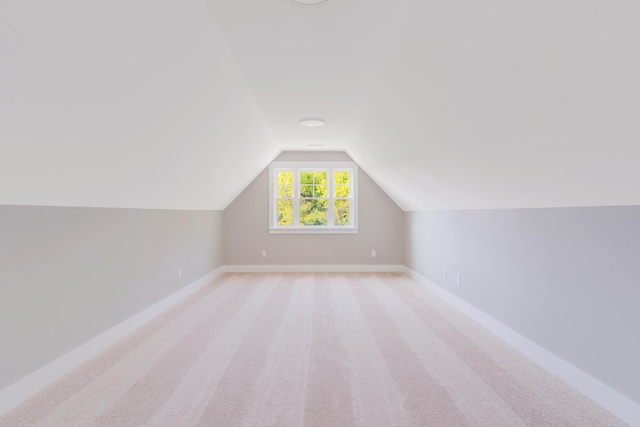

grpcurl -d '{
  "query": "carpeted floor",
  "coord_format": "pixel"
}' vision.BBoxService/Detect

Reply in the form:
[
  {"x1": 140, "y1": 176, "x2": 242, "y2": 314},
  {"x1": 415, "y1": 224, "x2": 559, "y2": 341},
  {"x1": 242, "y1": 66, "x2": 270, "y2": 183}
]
[{"x1": 0, "y1": 273, "x2": 627, "y2": 426}]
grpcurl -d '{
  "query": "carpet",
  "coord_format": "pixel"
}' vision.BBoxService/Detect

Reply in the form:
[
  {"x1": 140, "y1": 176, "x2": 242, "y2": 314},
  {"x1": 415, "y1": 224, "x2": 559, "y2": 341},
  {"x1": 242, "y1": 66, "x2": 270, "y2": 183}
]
[{"x1": 0, "y1": 273, "x2": 627, "y2": 426}]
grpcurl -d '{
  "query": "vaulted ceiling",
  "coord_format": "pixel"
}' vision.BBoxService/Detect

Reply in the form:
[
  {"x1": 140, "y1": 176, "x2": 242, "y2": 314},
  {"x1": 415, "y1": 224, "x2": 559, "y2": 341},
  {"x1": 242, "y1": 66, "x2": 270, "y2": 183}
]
[{"x1": 1, "y1": 1, "x2": 639, "y2": 210}]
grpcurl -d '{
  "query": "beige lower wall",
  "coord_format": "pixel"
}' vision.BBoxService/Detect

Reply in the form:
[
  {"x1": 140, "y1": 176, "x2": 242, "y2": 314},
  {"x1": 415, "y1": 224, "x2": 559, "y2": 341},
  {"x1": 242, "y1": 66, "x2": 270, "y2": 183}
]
[
  {"x1": 223, "y1": 167, "x2": 404, "y2": 266},
  {"x1": 404, "y1": 207, "x2": 640, "y2": 405},
  {"x1": 0, "y1": 206, "x2": 223, "y2": 390}
]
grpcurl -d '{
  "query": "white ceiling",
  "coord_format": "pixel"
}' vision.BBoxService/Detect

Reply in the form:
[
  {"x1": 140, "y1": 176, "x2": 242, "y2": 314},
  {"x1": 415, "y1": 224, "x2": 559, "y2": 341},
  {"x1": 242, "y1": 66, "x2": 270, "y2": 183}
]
[
  {"x1": 0, "y1": 0, "x2": 278, "y2": 210},
  {"x1": 2, "y1": 1, "x2": 639, "y2": 210}
]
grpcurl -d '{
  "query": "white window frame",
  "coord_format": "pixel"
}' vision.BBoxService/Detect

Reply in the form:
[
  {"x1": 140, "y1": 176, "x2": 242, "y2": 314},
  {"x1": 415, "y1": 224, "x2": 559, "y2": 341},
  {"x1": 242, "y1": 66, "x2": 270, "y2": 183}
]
[{"x1": 269, "y1": 161, "x2": 359, "y2": 234}]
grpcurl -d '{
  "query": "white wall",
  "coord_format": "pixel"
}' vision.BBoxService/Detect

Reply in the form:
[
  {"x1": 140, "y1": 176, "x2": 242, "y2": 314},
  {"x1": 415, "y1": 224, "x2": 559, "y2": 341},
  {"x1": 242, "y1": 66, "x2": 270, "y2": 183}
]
[
  {"x1": 223, "y1": 152, "x2": 404, "y2": 266},
  {"x1": 404, "y1": 207, "x2": 640, "y2": 405},
  {"x1": 0, "y1": 0, "x2": 278, "y2": 210},
  {"x1": 0, "y1": 206, "x2": 223, "y2": 390}
]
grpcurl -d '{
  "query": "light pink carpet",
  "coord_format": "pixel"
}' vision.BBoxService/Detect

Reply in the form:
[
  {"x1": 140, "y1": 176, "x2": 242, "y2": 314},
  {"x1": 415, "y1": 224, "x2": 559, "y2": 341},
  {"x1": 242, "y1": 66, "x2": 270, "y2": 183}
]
[{"x1": 0, "y1": 273, "x2": 627, "y2": 426}]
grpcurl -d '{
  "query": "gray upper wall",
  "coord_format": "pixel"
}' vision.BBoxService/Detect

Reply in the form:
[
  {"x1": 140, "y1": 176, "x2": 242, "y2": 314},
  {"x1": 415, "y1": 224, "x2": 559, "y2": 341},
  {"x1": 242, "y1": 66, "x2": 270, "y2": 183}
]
[
  {"x1": 223, "y1": 151, "x2": 404, "y2": 266},
  {"x1": 0, "y1": 206, "x2": 223, "y2": 390},
  {"x1": 404, "y1": 206, "x2": 640, "y2": 404},
  {"x1": 272, "y1": 151, "x2": 353, "y2": 162}
]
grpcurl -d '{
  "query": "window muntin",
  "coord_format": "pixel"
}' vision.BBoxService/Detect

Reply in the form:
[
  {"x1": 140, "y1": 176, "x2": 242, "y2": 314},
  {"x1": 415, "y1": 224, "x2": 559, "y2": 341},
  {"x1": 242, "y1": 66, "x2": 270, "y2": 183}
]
[{"x1": 269, "y1": 162, "x2": 358, "y2": 233}]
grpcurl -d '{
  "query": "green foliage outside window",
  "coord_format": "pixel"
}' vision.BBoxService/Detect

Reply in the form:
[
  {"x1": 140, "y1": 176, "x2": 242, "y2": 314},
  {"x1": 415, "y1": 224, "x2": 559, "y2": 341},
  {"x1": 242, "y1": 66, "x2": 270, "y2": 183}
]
[
  {"x1": 277, "y1": 171, "x2": 293, "y2": 226},
  {"x1": 275, "y1": 169, "x2": 353, "y2": 227},
  {"x1": 300, "y1": 171, "x2": 327, "y2": 226},
  {"x1": 335, "y1": 199, "x2": 350, "y2": 226},
  {"x1": 300, "y1": 199, "x2": 328, "y2": 225},
  {"x1": 334, "y1": 171, "x2": 350, "y2": 225}
]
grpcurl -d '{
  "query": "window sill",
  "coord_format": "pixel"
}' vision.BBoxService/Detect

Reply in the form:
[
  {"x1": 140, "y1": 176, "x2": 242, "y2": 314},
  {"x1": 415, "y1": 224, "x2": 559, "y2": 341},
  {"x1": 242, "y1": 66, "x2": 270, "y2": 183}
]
[{"x1": 269, "y1": 227, "x2": 359, "y2": 235}]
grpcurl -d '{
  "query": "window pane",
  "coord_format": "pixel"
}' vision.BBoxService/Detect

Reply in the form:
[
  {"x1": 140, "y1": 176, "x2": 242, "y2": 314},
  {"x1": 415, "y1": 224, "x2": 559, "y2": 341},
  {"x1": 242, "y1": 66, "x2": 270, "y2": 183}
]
[
  {"x1": 314, "y1": 185, "x2": 327, "y2": 197},
  {"x1": 301, "y1": 171, "x2": 327, "y2": 185},
  {"x1": 300, "y1": 185, "x2": 313, "y2": 198},
  {"x1": 313, "y1": 172, "x2": 327, "y2": 185},
  {"x1": 335, "y1": 171, "x2": 350, "y2": 185},
  {"x1": 300, "y1": 172, "x2": 313, "y2": 185},
  {"x1": 277, "y1": 199, "x2": 293, "y2": 226},
  {"x1": 278, "y1": 185, "x2": 292, "y2": 198},
  {"x1": 300, "y1": 199, "x2": 328, "y2": 226},
  {"x1": 335, "y1": 172, "x2": 350, "y2": 197},
  {"x1": 278, "y1": 171, "x2": 292, "y2": 185},
  {"x1": 335, "y1": 184, "x2": 349, "y2": 198},
  {"x1": 335, "y1": 199, "x2": 350, "y2": 226}
]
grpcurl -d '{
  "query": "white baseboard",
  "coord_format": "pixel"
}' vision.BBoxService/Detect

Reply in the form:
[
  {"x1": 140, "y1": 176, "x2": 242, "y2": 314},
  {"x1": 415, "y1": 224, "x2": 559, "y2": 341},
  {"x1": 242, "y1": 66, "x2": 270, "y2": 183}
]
[
  {"x1": 223, "y1": 264, "x2": 405, "y2": 273},
  {"x1": 404, "y1": 267, "x2": 640, "y2": 427},
  {"x1": 0, "y1": 267, "x2": 224, "y2": 418}
]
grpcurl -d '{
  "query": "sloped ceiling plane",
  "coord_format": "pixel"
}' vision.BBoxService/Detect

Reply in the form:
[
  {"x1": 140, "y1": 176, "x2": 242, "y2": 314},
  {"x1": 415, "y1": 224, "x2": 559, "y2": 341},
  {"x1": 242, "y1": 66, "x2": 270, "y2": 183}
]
[{"x1": 1, "y1": 0, "x2": 638, "y2": 211}]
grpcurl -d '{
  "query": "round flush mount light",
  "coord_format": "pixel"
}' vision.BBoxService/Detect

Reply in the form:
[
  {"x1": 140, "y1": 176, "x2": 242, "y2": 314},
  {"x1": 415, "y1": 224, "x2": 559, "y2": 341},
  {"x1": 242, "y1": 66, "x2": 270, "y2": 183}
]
[
  {"x1": 287, "y1": 0, "x2": 332, "y2": 8},
  {"x1": 300, "y1": 118, "x2": 325, "y2": 127}
]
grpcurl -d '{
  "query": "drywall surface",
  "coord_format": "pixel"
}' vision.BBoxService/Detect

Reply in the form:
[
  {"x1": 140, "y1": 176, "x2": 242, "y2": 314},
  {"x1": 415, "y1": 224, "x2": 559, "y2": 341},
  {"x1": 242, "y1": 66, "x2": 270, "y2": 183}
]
[
  {"x1": 0, "y1": 205, "x2": 223, "y2": 390},
  {"x1": 404, "y1": 207, "x2": 640, "y2": 404},
  {"x1": 273, "y1": 151, "x2": 353, "y2": 162},
  {"x1": 223, "y1": 152, "x2": 403, "y2": 266},
  {"x1": 0, "y1": 1, "x2": 277, "y2": 210}
]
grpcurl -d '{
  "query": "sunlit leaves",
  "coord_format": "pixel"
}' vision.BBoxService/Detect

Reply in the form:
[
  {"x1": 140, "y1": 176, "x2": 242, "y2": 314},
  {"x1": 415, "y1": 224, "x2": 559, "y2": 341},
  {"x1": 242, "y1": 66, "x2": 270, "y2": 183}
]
[
  {"x1": 278, "y1": 171, "x2": 293, "y2": 198},
  {"x1": 299, "y1": 171, "x2": 328, "y2": 226},
  {"x1": 300, "y1": 172, "x2": 327, "y2": 185},
  {"x1": 335, "y1": 171, "x2": 349, "y2": 184},
  {"x1": 334, "y1": 171, "x2": 350, "y2": 198},
  {"x1": 300, "y1": 171, "x2": 327, "y2": 198},
  {"x1": 278, "y1": 171, "x2": 293, "y2": 185},
  {"x1": 300, "y1": 199, "x2": 327, "y2": 226},
  {"x1": 277, "y1": 199, "x2": 293, "y2": 226},
  {"x1": 278, "y1": 186, "x2": 292, "y2": 197},
  {"x1": 334, "y1": 171, "x2": 350, "y2": 225},
  {"x1": 277, "y1": 171, "x2": 293, "y2": 226},
  {"x1": 335, "y1": 199, "x2": 350, "y2": 226}
]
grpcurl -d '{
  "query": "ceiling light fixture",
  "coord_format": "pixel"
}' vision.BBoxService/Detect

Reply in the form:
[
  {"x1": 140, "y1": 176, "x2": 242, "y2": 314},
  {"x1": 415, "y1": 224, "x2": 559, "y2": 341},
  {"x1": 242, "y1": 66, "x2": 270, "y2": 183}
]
[
  {"x1": 307, "y1": 143, "x2": 324, "y2": 147},
  {"x1": 287, "y1": 0, "x2": 332, "y2": 8},
  {"x1": 300, "y1": 118, "x2": 325, "y2": 127}
]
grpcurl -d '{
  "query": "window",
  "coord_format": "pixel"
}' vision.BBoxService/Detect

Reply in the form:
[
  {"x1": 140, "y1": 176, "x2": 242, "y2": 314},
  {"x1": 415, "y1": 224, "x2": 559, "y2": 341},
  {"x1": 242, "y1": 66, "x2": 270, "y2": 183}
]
[{"x1": 269, "y1": 161, "x2": 358, "y2": 233}]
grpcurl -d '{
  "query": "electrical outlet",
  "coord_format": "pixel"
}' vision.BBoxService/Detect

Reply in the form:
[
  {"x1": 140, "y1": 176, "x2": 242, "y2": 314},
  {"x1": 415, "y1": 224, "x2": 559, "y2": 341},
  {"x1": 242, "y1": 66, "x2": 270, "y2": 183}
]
[
  {"x1": 177, "y1": 269, "x2": 182, "y2": 279},
  {"x1": 261, "y1": 250, "x2": 267, "y2": 258},
  {"x1": 371, "y1": 250, "x2": 376, "y2": 258},
  {"x1": 456, "y1": 274, "x2": 461, "y2": 285},
  {"x1": 443, "y1": 268, "x2": 447, "y2": 278}
]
